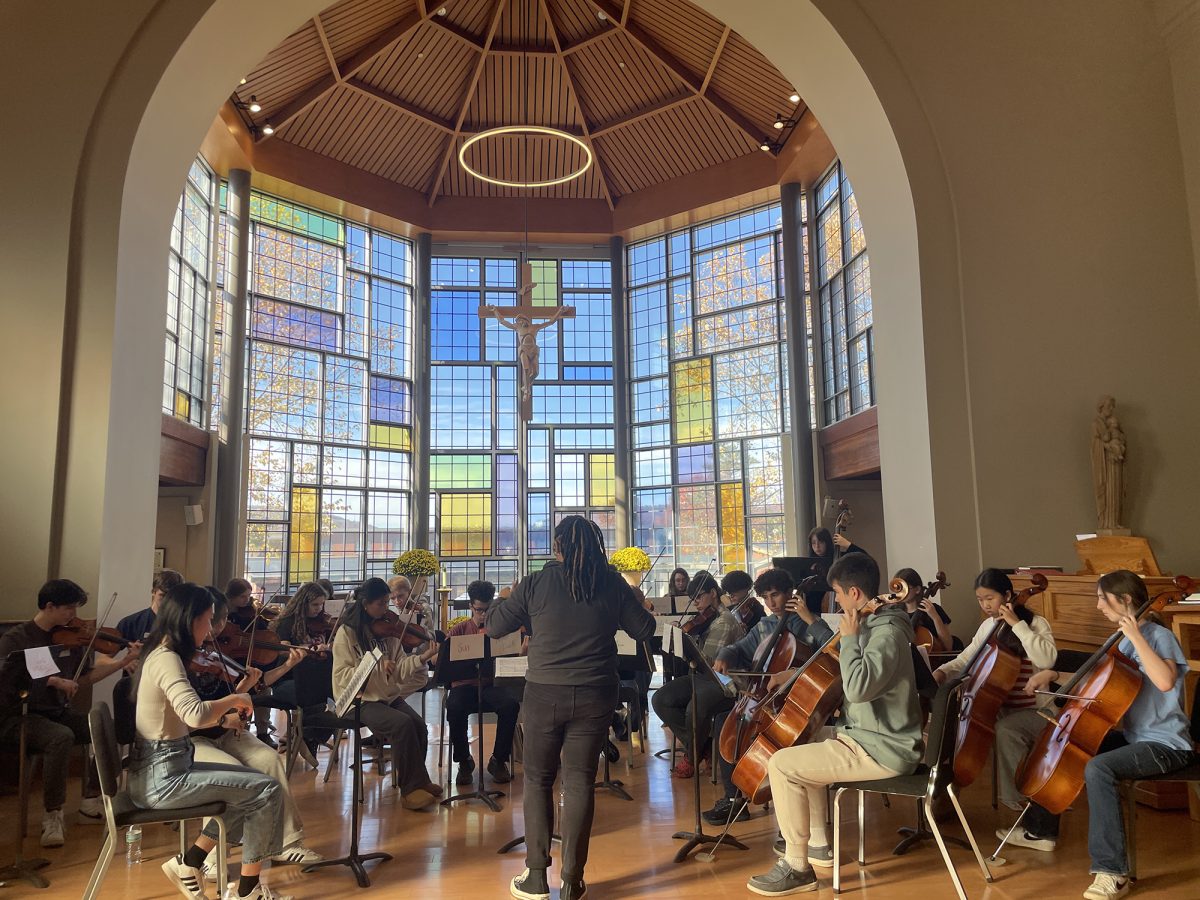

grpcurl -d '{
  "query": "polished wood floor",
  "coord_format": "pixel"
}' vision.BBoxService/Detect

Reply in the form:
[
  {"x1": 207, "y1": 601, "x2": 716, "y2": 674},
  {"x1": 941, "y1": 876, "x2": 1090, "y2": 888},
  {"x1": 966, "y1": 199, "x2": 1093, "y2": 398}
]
[{"x1": 3, "y1": 685, "x2": 1199, "y2": 899}]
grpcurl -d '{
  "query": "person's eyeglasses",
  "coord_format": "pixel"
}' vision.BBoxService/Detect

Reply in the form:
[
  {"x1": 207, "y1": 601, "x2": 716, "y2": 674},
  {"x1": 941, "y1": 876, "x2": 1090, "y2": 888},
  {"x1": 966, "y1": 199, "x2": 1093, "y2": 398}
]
[{"x1": 471, "y1": 605, "x2": 488, "y2": 612}]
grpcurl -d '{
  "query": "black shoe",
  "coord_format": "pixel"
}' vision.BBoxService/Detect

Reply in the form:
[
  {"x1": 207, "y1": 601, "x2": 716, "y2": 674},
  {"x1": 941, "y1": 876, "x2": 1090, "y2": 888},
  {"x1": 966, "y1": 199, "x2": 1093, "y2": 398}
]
[
  {"x1": 612, "y1": 711, "x2": 630, "y2": 741},
  {"x1": 604, "y1": 739, "x2": 620, "y2": 763},
  {"x1": 256, "y1": 732, "x2": 278, "y2": 749},
  {"x1": 487, "y1": 756, "x2": 512, "y2": 784},
  {"x1": 455, "y1": 756, "x2": 476, "y2": 786},
  {"x1": 510, "y1": 868, "x2": 550, "y2": 900},
  {"x1": 703, "y1": 797, "x2": 750, "y2": 825},
  {"x1": 561, "y1": 880, "x2": 587, "y2": 900}
]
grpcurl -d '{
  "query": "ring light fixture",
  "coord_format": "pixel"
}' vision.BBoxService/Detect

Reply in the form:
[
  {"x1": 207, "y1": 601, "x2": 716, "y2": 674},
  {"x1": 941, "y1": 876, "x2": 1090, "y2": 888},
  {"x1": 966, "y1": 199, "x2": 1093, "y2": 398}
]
[{"x1": 458, "y1": 125, "x2": 593, "y2": 189}]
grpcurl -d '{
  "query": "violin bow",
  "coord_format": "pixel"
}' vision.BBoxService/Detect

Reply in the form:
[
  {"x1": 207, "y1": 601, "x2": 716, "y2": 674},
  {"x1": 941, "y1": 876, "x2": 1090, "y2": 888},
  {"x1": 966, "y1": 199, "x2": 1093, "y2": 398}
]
[
  {"x1": 205, "y1": 623, "x2": 251, "y2": 734},
  {"x1": 69, "y1": 592, "x2": 119, "y2": 683},
  {"x1": 636, "y1": 546, "x2": 670, "y2": 592}
]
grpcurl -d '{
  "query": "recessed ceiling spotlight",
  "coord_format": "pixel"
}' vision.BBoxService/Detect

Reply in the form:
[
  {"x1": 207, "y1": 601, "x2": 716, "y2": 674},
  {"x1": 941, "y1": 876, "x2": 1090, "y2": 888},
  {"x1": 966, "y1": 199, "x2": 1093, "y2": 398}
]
[
  {"x1": 597, "y1": 10, "x2": 607, "y2": 20},
  {"x1": 618, "y1": 61, "x2": 625, "y2": 68},
  {"x1": 773, "y1": 113, "x2": 784, "y2": 130},
  {"x1": 240, "y1": 77, "x2": 247, "y2": 85},
  {"x1": 417, "y1": 52, "x2": 425, "y2": 60},
  {"x1": 437, "y1": 6, "x2": 447, "y2": 15},
  {"x1": 262, "y1": 122, "x2": 275, "y2": 136},
  {"x1": 248, "y1": 95, "x2": 262, "y2": 113},
  {"x1": 760, "y1": 140, "x2": 771, "y2": 152},
  {"x1": 789, "y1": 92, "x2": 800, "y2": 103}
]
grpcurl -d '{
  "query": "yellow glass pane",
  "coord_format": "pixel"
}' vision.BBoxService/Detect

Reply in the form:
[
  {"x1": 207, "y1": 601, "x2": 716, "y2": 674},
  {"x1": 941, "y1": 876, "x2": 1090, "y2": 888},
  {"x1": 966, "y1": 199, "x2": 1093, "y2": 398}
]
[
  {"x1": 288, "y1": 486, "x2": 318, "y2": 583},
  {"x1": 719, "y1": 482, "x2": 746, "y2": 571},
  {"x1": 174, "y1": 390, "x2": 190, "y2": 420},
  {"x1": 370, "y1": 423, "x2": 412, "y2": 451},
  {"x1": 440, "y1": 493, "x2": 491, "y2": 557},
  {"x1": 673, "y1": 359, "x2": 713, "y2": 444},
  {"x1": 589, "y1": 454, "x2": 615, "y2": 507}
]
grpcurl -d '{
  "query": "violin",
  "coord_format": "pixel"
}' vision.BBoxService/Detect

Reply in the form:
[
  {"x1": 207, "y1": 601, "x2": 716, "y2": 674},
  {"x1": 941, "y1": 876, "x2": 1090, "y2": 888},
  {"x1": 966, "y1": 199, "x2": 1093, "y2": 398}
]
[
  {"x1": 209, "y1": 621, "x2": 297, "y2": 667},
  {"x1": 188, "y1": 648, "x2": 248, "y2": 680},
  {"x1": 228, "y1": 598, "x2": 279, "y2": 630},
  {"x1": 50, "y1": 618, "x2": 134, "y2": 657},
  {"x1": 305, "y1": 611, "x2": 336, "y2": 646},
  {"x1": 727, "y1": 592, "x2": 763, "y2": 630},
  {"x1": 370, "y1": 609, "x2": 436, "y2": 651},
  {"x1": 951, "y1": 572, "x2": 1048, "y2": 788},
  {"x1": 681, "y1": 604, "x2": 719, "y2": 637},
  {"x1": 1017, "y1": 575, "x2": 1196, "y2": 815}
]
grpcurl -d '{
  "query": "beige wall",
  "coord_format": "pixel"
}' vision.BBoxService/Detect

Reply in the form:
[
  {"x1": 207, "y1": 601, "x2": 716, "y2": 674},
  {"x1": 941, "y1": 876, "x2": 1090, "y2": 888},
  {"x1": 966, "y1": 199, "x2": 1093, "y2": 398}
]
[{"x1": 1, "y1": 0, "x2": 1198, "y2": 631}]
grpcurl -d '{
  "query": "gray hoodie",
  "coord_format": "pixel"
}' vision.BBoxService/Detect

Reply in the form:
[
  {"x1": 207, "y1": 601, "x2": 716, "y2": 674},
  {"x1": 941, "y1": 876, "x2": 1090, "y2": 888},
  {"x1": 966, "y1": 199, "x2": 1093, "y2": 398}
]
[{"x1": 836, "y1": 604, "x2": 924, "y2": 773}]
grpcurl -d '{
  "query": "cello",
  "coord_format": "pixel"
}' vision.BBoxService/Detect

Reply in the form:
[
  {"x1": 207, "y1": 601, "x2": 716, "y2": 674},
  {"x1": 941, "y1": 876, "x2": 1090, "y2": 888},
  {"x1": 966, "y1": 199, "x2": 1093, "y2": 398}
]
[
  {"x1": 951, "y1": 572, "x2": 1048, "y2": 787},
  {"x1": 909, "y1": 571, "x2": 951, "y2": 653},
  {"x1": 1016, "y1": 575, "x2": 1195, "y2": 815}
]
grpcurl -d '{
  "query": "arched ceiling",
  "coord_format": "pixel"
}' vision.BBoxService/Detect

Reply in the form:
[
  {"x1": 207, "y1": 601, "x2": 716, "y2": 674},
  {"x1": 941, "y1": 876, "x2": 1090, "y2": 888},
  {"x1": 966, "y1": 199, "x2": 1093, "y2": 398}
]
[{"x1": 229, "y1": 0, "x2": 813, "y2": 224}]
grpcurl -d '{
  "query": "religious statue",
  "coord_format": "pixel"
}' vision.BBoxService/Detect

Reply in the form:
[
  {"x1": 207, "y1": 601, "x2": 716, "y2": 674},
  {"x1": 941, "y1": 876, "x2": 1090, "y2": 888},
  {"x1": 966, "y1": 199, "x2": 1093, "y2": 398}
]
[{"x1": 1090, "y1": 395, "x2": 1127, "y2": 533}]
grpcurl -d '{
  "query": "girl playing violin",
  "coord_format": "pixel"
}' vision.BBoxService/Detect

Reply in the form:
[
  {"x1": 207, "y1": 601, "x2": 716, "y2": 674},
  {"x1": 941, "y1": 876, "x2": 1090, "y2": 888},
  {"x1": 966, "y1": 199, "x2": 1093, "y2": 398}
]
[
  {"x1": 894, "y1": 568, "x2": 955, "y2": 652},
  {"x1": 272, "y1": 582, "x2": 334, "y2": 652},
  {"x1": 1021, "y1": 571, "x2": 1195, "y2": 900},
  {"x1": 189, "y1": 588, "x2": 323, "y2": 880},
  {"x1": 651, "y1": 571, "x2": 746, "y2": 778},
  {"x1": 331, "y1": 577, "x2": 443, "y2": 810},
  {"x1": 130, "y1": 582, "x2": 291, "y2": 900},
  {"x1": 933, "y1": 569, "x2": 1058, "y2": 844}
]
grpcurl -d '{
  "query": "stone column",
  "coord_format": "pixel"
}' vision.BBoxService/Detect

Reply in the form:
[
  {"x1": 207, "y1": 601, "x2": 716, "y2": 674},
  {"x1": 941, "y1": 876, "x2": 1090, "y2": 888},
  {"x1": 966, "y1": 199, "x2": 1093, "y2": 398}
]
[
  {"x1": 610, "y1": 235, "x2": 632, "y2": 550},
  {"x1": 412, "y1": 233, "x2": 432, "y2": 551},
  {"x1": 781, "y1": 182, "x2": 817, "y2": 542}
]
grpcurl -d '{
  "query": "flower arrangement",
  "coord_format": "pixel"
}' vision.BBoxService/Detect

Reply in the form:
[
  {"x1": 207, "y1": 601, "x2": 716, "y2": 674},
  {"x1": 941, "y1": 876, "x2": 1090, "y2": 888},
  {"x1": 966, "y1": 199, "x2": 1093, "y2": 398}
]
[
  {"x1": 610, "y1": 547, "x2": 652, "y2": 573},
  {"x1": 393, "y1": 548, "x2": 439, "y2": 577},
  {"x1": 446, "y1": 615, "x2": 471, "y2": 631}
]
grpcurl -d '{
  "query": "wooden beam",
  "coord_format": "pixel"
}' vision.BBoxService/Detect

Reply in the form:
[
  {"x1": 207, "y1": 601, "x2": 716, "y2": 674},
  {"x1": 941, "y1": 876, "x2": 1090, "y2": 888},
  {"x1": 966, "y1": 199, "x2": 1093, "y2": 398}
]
[
  {"x1": 590, "y1": 93, "x2": 691, "y2": 138},
  {"x1": 345, "y1": 77, "x2": 456, "y2": 132},
  {"x1": 539, "y1": 0, "x2": 615, "y2": 210},
  {"x1": 314, "y1": 14, "x2": 340, "y2": 80},
  {"x1": 701, "y1": 25, "x2": 730, "y2": 95},
  {"x1": 262, "y1": 72, "x2": 339, "y2": 135},
  {"x1": 560, "y1": 27, "x2": 616, "y2": 57},
  {"x1": 581, "y1": 0, "x2": 765, "y2": 147},
  {"x1": 429, "y1": 16, "x2": 487, "y2": 52},
  {"x1": 620, "y1": 0, "x2": 631, "y2": 27},
  {"x1": 491, "y1": 43, "x2": 557, "y2": 55},
  {"x1": 427, "y1": 0, "x2": 509, "y2": 206}
]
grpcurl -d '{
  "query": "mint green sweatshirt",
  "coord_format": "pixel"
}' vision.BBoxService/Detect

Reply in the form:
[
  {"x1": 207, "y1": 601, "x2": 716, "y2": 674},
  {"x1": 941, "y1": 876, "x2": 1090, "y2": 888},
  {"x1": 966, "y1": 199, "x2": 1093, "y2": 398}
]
[{"x1": 836, "y1": 604, "x2": 924, "y2": 773}]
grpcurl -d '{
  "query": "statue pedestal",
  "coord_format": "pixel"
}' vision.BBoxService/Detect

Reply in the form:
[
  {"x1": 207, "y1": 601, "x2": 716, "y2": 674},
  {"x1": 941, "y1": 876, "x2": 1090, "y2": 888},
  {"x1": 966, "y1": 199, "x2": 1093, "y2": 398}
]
[{"x1": 1096, "y1": 527, "x2": 1132, "y2": 536}]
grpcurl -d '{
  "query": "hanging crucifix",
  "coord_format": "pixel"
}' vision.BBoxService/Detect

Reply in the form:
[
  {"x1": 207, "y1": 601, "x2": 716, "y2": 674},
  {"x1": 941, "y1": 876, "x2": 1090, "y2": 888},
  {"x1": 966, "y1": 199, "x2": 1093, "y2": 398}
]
[{"x1": 478, "y1": 262, "x2": 575, "y2": 421}]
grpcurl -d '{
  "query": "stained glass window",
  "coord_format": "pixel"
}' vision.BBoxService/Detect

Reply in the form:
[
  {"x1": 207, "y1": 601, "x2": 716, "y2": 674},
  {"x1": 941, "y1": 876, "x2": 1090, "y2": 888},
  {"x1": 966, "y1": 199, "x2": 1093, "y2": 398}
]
[
  {"x1": 817, "y1": 161, "x2": 874, "y2": 424},
  {"x1": 628, "y1": 203, "x2": 791, "y2": 594}
]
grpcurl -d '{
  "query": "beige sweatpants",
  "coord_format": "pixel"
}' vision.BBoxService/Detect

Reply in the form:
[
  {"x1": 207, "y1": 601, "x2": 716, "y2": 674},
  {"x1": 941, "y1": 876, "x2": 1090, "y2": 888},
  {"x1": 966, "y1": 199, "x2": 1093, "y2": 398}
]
[
  {"x1": 193, "y1": 731, "x2": 303, "y2": 849},
  {"x1": 767, "y1": 728, "x2": 898, "y2": 870}
]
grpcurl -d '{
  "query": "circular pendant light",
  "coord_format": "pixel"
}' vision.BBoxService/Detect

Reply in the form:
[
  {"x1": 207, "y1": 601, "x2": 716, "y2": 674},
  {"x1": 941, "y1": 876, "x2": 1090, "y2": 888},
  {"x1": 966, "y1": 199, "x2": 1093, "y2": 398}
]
[{"x1": 459, "y1": 125, "x2": 593, "y2": 189}]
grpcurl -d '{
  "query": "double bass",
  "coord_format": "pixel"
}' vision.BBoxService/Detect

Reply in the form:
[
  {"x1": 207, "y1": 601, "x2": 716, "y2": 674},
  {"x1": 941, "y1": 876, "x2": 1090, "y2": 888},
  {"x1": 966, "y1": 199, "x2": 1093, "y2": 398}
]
[
  {"x1": 1017, "y1": 576, "x2": 1195, "y2": 814},
  {"x1": 952, "y1": 572, "x2": 1048, "y2": 787}
]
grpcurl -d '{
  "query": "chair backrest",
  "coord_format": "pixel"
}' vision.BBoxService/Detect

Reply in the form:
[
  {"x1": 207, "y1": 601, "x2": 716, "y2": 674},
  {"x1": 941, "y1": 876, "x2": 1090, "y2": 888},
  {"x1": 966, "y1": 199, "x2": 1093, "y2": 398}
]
[
  {"x1": 924, "y1": 674, "x2": 968, "y2": 793},
  {"x1": 112, "y1": 673, "x2": 137, "y2": 746},
  {"x1": 291, "y1": 655, "x2": 335, "y2": 709},
  {"x1": 88, "y1": 702, "x2": 122, "y2": 799}
]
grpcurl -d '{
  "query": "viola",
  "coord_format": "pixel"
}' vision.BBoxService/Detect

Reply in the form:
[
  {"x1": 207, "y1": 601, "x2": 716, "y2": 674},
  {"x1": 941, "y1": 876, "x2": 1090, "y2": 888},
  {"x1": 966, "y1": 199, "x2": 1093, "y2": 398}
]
[
  {"x1": 50, "y1": 618, "x2": 134, "y2": 657},
  {"x1": 951, "y1": 572, "x2": 1048, "y2": 788},
  {"x1": 681, "y1": 604, "x2": 719, "y2": 637},
  {"x1": 1017, "y1": 575, "x2": 1195, "y2": 815},
  {"x1": 370, "y1": 609, "x2": 436, "y2": 651}
]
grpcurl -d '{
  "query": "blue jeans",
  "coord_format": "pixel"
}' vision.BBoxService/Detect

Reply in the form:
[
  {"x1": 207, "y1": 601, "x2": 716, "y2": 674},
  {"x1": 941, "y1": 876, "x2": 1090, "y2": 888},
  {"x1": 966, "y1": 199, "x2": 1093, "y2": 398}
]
[
  {"x1": 128, "y1": 736, "x2": 284, "y2": 864},
  {"x1": 521, "y1": 681, "x2": 618, "y2": 884},
  {"x1": 1084, "y1": 736, "x2": 1195, "y2": 875}
]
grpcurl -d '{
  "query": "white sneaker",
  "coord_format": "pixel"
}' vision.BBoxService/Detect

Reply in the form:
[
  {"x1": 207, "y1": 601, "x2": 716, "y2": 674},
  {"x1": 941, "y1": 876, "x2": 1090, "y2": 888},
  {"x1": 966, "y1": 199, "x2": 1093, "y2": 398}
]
[
  {"x1": 161, "y1": 854, "x2": 210, "y2": 899},
  {"x1": 222, "y1": 882, "x2": 293, "y2": 900},
  {"x1": 1083, "y1": 873, "x2": 1130, "y2": 900},
  {"x1": 270, "y1": 843, "x2": 324, "y2": 865},
  {"x1": 77, "y1": 795, "x2": 104, "y2": 824},
  {"x1": 995, "y1": 826, "x2": 1057, "y2": 852},
  {"x1": 40, "y1": 810, "x2": 65, "y2": 848}
]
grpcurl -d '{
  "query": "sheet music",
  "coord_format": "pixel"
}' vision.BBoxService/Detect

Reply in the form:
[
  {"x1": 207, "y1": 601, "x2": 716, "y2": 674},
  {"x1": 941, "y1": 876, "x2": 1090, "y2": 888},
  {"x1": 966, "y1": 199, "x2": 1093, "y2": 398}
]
[
  {"x1": 449, "y1": 632, "x2": 486, "y2": 662},
  {"x1": 654, "y1": 615, "x2": 671, "y2": 638},
  {"x1": 489, "y1": 631, "x2": 522, "y2": 657},
  {"x1": 495, "y1": 656, "x2": 529, "y2": 678},
  {"x1": 666, "y1": 624, "x2": 685, "y2": 657},
  {"x1": 614, "y1": 631, "x2": 637, "y2": 656},
  {"x1": 324, "y1": 597, "x2": 346, "y2": 618},
  {"x1": 334, "y1": 647, "x2": 383, "y2": 718},
  {"x1": 24, "y1": 646, "x2": 60, "y2": 680},
  {"x1": 821, "y1": 613, "x2": 842, "y2": 632}
]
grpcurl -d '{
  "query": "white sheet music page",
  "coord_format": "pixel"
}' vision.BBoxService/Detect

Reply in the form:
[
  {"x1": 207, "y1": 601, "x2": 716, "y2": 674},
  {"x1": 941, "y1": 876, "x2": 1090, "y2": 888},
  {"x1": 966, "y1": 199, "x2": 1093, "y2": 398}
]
[
  {"x1": 614, "y1": 631, "x2": 637, "y2": 656},
  {"x1": 24, "y1": 646, "x2": 60, "y2": 680},
  {"x1": 334, "y1": 646, "x2": 383, "y2": 718},
  {"x1": 495, "y1": 656, "x2": 529, "y2": 678},
  {"x1": 449, "y1": 632, "x2": 486, "y2": 662},
  {"x1": 490, "y1": 631, "x2": 522, "y2": 657}
]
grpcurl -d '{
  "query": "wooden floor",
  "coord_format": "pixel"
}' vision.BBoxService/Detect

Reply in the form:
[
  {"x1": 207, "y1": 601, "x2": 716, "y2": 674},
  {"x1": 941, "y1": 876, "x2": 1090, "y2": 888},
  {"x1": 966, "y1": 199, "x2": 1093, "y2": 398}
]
[{"x1": 4, "y1": 687, "x2": 1199, "y2": 899}]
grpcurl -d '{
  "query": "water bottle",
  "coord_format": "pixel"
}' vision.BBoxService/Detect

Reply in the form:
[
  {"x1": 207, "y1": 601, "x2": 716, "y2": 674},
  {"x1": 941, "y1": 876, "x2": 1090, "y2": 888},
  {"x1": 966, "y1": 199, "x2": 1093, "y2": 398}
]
[{"x1": 125, "y1": 824, "x2": 143, "y2": 864}]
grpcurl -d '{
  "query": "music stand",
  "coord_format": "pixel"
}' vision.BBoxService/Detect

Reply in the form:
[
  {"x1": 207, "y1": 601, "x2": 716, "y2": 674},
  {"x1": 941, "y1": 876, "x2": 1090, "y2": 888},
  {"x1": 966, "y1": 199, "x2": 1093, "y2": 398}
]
[
  {"x1": 666, "y1": 629, "x2": 748, "y2": 863},
  {"x1": 770, "y1": 557, "x2": 829, "y2": 591},
  {"x1": 0, "y1": 691, "x2": 50, "y2": 888},
  {"x1": 595, "y1": 641, "x2": 652, "y2": 801},
  {"x1": 436, "y1": 636, "x2": 504, "y2": 812},
  {"x1": 303, "y1": 649, "x2": 391, "y2": 887}
]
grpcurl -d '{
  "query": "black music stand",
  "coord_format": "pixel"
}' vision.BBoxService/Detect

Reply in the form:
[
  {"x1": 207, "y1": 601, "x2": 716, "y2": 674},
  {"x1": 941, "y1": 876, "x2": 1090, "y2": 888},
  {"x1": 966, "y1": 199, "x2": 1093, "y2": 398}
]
[
  {"x1": 0, "y1": 691, "x2": 50, "y2": 889},
  {"x1": 594, "y1": 642, "x2": 652, "y2": 801},
  {"x1": 303, "y1": 653, "x2": 391, "y2": 887},
  {"x1": 437, "y1": 638, "x2": 504, "y2": 812},
  {"x1": 667, "y1": 630, "x2": 748, "y2": 863}
]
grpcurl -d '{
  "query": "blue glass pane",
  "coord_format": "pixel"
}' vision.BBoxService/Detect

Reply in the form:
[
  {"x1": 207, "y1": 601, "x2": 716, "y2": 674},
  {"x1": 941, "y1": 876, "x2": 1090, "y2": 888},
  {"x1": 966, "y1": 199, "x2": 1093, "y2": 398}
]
[
  {"x1": 669, "y1": 231, "x2": 690, "y2": 276},
  {"x1": 251, "y1": 297, "x2": 340, "y2": 351},
  {"x1": 528, "y1": 429, "x2": 550, "y2": 489},
  {"x1": 628, "y1": 239, "x2": 666, "y2": 286},
  {"x1": 675, "y1": 444, "x2": 714, "y2": 484},
  {"x1": 531, "y1": 384, "x2": 613, "y2": 425},
  {"x1": 496, "y1": 366, "x2": 517, "y2": 449},
  {"x1": 528, "y1": 493, "x2": 551, "y2": 555},
  {"x1": 371, "y1": 232, "x2": 410, "y2": 282},
  {"x1": 630, "y1": 284, "x2": 667, "y2": 378},
  {"x1": 346, "y1": 272, "x2": 367, "y2": 357},
  {"x1": 432, "y1": 290, "x2": 481, "y2": 362},
  {"x1": 632, "y1": 377, "x2": 669, "y2": 424},
  {"x1": 563, "y1": 366, "x2": 612, "y2": 380},
  {"x1": 496, "y1": 455, "x2": 519, "y2": 556},
  {"x1": 347, "y1": 226, "x2": 368, "y2": 270},
  {"x1": 692, "y1": 205, "x2": 782, "y2": 252},
  {"x1": 369, "y1": 376, "x2": 411, "y2": 425},
  {"x1": 323, "y1": 357, "x2": 367, "y2": 443},
  {"x1": 432, "y1": 257, "x2": 480, "y2": 287},
  {"x1": 562, "y1": 260, "x2": 610, "y2": 288},
  {"x1": 370, "y1": 280, "x2": 411, "y2": 377},
  {"x1": 562, "y1": 293, "x2": 612, "y2": 363},
  {"x1": 486, "y1": 258, "x2": 518, "y2": 287},
  {"x1": 431, "y1": 365, "x2": 491, "y2": 449},
  {"x1": 553, "y1": 429, "x2": 614, "y2": 450},
  {"x1": 484, "y1": 291, "x2": 518, "y2": 361}
]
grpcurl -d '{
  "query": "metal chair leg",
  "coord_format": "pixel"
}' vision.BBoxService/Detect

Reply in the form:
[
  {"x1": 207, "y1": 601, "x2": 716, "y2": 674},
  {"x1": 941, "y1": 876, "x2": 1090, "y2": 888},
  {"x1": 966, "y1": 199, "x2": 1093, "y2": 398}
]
[
  {"x1": 215, "y1": 816, "x2": 228, "y2": 893},
  {"x1": 179, "y1": 818, "x2": 189, "y2": 856},
  {"x1": 924, "y1": 797, "x2": 969, "y2": 900},
  {"x1": 1122, "y1": 782, "x2": 1138, "y2": 881},
  {"x1": 81, "y1": 825, "x2": 115, "y2": 900},
  {"x1": 832, "y1": 787, "x2": 846, "y2": 894},
  {"x1": 947, "y1": 785, "x2": 993, "y2": 883},
  {"x1": 857, "y1": 790, "x2": 866, "y2": 864}
]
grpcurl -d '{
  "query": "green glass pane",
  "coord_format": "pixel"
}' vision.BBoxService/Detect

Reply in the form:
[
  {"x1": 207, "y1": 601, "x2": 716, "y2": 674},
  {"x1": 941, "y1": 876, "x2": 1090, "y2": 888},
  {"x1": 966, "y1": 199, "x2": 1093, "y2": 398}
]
[
  {"x1": 430, "y1": 454, "x2": 492, "y2": 490},
  {"x1": 530, "y1": 260, "x2": 558, "y2": 307},
  {"x1": 250, "y1": 192, "x2": 344, "y2": 245}
]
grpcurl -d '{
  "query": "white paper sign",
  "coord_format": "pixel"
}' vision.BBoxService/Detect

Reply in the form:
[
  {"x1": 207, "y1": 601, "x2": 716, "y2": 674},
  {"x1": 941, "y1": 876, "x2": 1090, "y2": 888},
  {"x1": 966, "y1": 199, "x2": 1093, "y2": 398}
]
[
  {"x1": 494, "y1": 656, "x2": 529, "y2": 678},
  {"x1": 24, "y1": 646, "x2": 60, "y2": 680},
  {"x1": 334, "y1": 647, "x2": 383, "y2": 718},
  {"x1": 489, "y1": 631, "x2": 523, "y2": 657},
  {"x1": 449, "y1": 633, "x2": 486, "y2": 662},
  {"x1": 614, "y1": 631, "x2": 637, "y2": 656}
]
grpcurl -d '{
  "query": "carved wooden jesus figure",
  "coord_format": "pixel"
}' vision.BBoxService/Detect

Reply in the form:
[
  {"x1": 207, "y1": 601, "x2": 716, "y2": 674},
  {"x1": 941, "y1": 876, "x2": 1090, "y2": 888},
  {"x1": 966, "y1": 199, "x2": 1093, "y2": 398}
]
[
  {"x1": 1090, "y1": 395, "x2": 1127, "y2": 533},
  {"x1": 478, "y1": 263, "x2": 575, "y2": 420}
]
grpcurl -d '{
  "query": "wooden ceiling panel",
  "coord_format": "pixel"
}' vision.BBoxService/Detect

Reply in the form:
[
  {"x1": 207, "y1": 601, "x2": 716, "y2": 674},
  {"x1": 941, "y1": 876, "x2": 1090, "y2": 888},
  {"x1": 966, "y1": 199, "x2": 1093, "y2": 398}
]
[
  {"x1": 497, "y1": 0, "x2": 553, "y2": 48},
  {"x1": 709, "y1": 31, "x2": 803, "y2": 137},
  {"x1": 466, "y1": 54, "x2": 575, "y2": 131},
  {"x1": 357, "y1": 22, "x2": 478, "y2": 121},
  {"x1": 628, "y1": 0, "x2": 725, "y2": 80},
  {"x1": 567, "y1": 31, "x2": 680, "y2": 126},
  {"x1": 441, "y1": 0, "x2": 496, "y2": 36},
  {"x1": 321, "y1": 0, "x2": 419, "y2": 63},
  {"x1": 548, "y1": 0, "x2": 610, "y2": 45},
  {"x1": 235, "y1": 21, "x2": 331, "y2": 121}
]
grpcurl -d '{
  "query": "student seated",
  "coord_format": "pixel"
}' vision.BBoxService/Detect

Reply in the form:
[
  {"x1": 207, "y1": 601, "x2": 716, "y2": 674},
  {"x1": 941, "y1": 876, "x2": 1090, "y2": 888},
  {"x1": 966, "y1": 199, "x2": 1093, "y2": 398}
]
[
  {"x1": 270, "y1": 581, "x2": 336, "y2": 757},
  {"x1": 446, "y1": 580, "x2": 521, "y2": 785},
  {"x1": 722, "y1": 569, "x2": 764, "y2": 631},
  {"x1": 746, "y1": 553, "x2": 923, "y2": 895},
  {"x1": 130, "y1": 582, "x2": 293, "y2": 900},
  {"x1": 0, "y1": 579, "x2": 139, "y2": 848},
  {"x1": 116, "y1": 568, "x2": 183, "y2": 643},
  {"x1": 331, "y1": 577, "x2": 443, "y2": 810},
  {"x1": 893, "y1": 567, "x2": 956, "y2": 652},
  {"x1": 189, "y1": 588, "x2": 323, "y2": 881}
]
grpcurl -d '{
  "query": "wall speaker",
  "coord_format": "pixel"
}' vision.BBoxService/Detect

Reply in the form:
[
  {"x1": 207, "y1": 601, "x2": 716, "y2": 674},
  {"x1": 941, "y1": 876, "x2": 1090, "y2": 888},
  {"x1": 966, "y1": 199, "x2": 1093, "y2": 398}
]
[{"x1": 183, "y1": 504, "x2": 204, "y2": 526}]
